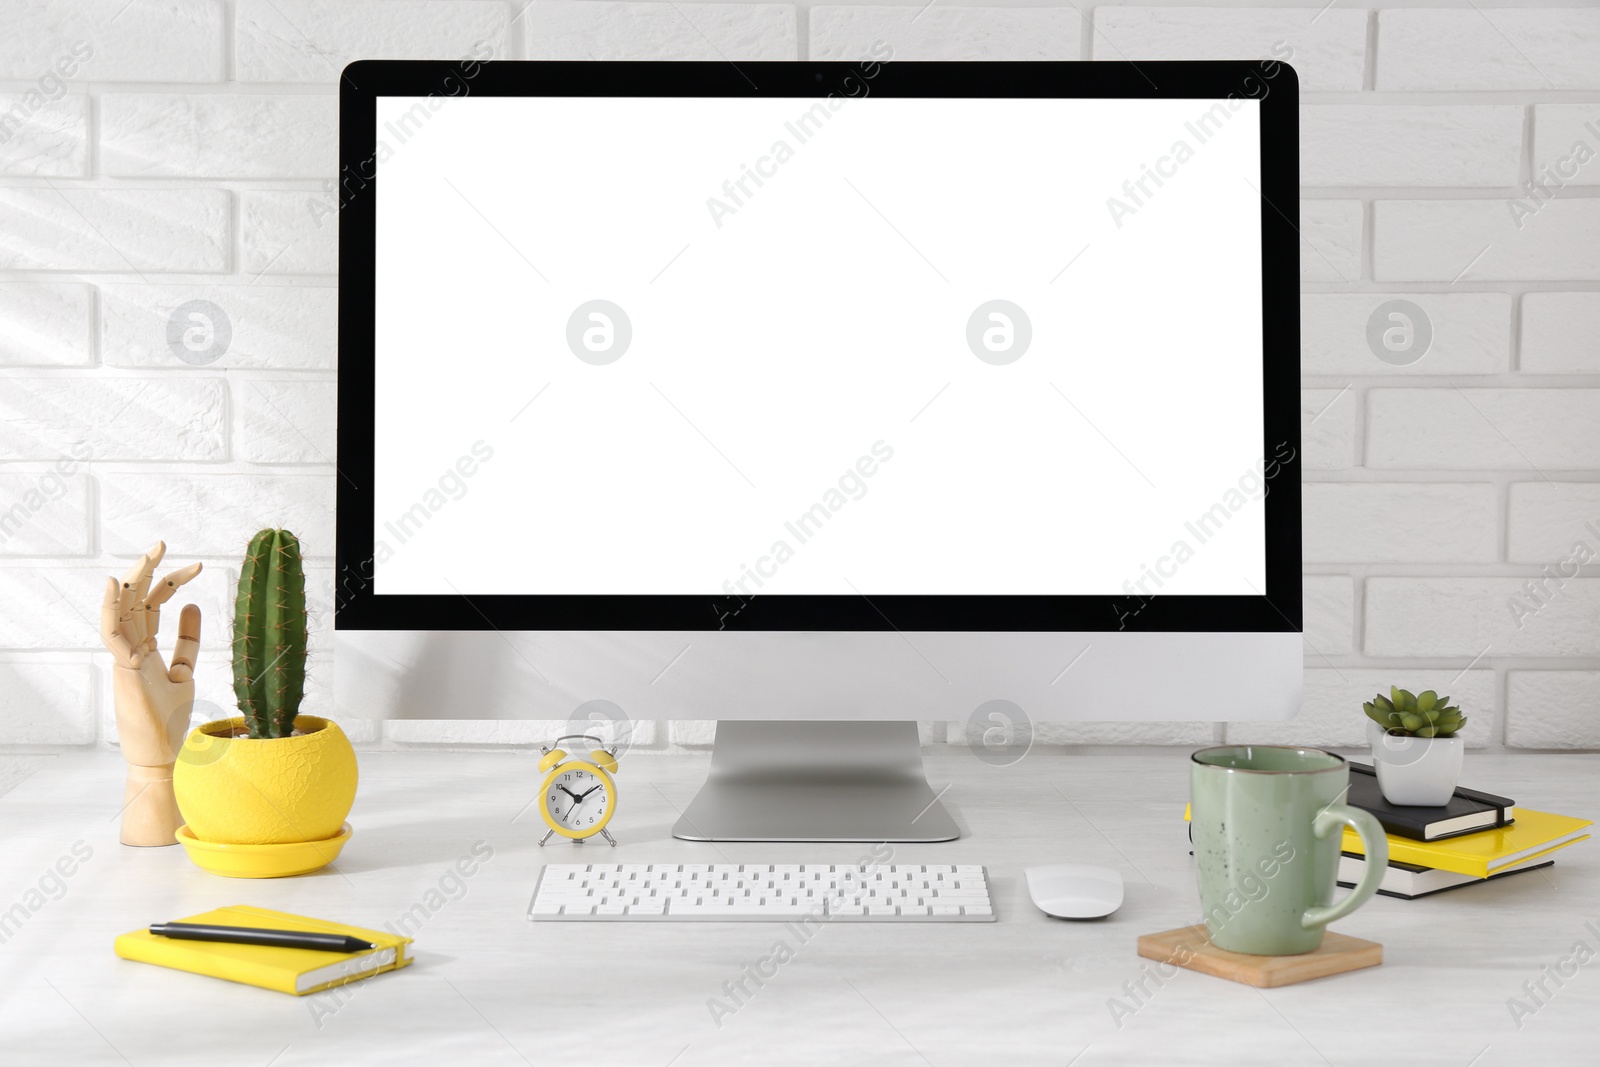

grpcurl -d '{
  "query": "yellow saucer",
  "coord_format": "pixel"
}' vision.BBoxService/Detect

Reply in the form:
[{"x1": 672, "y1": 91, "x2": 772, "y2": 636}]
[{"x1": 175, "y1": 823, "x2": 353, "y2": 878}]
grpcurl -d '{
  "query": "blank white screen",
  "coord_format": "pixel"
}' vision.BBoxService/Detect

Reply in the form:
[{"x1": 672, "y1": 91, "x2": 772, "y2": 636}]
[{"x1": 372, "y1": 94, "x2": 1266, "y2": 597}]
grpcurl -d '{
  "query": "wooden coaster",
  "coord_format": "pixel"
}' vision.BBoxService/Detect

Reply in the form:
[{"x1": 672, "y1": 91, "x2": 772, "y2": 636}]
[{"x1": 1137, "y1": 925, "x2": 1382, "y2": 988}]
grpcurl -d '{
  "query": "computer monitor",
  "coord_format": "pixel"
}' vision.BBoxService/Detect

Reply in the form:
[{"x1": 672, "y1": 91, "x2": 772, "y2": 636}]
[{"x1": 335, "y1": 60, "x2": 1302, "y2": 842}]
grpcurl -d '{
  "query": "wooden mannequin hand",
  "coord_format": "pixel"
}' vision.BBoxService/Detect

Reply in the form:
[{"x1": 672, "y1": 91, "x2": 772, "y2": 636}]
[{"x1": 99, "y1": 542, "x2": 203, "y2": 767}]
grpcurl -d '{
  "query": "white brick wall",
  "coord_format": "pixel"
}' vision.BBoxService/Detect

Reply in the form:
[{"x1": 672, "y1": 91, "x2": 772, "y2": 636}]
[
  {"x1": 2, "y1": 2, "x2": 1597, "y2": 754},
  {"x1": 1377, "y1": 9, "x2": 1600, "y2": 91},
  {"x1": 1302, "y1": 575, "x2": 1353, "y2": 657},
  {"x1": 0, "y1": 471, "x2": 91, "y2": 556},
  {"x1": 0, "y1": 284, "x2": 92, "y2": 365},
  {"x1": 1092, "y1": 8, "x2": 1367, "y2": 92},
  {"x1": 529, "y1": 2, "x2": 798, "y2": 60},
  {"x1": 1521, "y1": 293, "x2": 1600, "y2": 374},
  {"x1": 241, "y1": 191, "x2": 338, "y2": 274},
  {"x1": 1303, "y1": 483, "x2": 1498, "y2": 563},
  {"x1": 0, "y1": 92, "x2": 87, "y2": 176},
  {"x1": 1375, "y1": 200, "x2": 1600, "y2": 282},
  {"x1": 0, "y1": 188, "x2": 228, "y2": 271},
  {"x1": 1, "y1": 377, "x2": 227, "y2": 460},
  {"x1": 0, "y1": 658, "x2": 94, "y2": 744},
  {"x1": 1298, "y1": 200, "x2": 1362, "y2": 283},
  {"x1": 1530, "y1": 103, "x2": 1600, "y2": 181},
  {"x1": 1300, "y1": 106, "x2": 1523, "y2": 188},
  {"x1": 1300, "y1": 293, "x2": 1510, "y2": 376},
  {"x1": 100, "y1": 94, "x2": 336, "y2": 179},
  {"x1": 811, "y1": 7, "x2": 1078, "y2": 61},
  {"x1": 1367, "y1": 390, "x2": 1600, "y2": 470},
  {"x1": 235, "y1": 0, "x2": 511, "y2": 82},
  {"x1": 0, "y1": 1, "x2": 223, "y2": 82},
  {"x1": 1506, "y1": 672, "x2": 1600, "y2": 749},
  {"x1": 1301, "y1": 388, "x2": 1357, "y2": 471},
  {"x1": 1507, "y1": 483, "x2": 1600, "y2": 563},
  {"x1": 234, "y1": 379, "x2": 337, "y2": 463},
  {"x1": 0, "y1": 563, "x2": 233, "y2": 650},
  {"x1": 100, "y1": 284, "x2": 337, "y2": 370},
  {"x1": 1366, "y1": 578, "x2": 1600, "y2": 658},
  {"x1": 100, "y1": 473, "x2": 335, "y2": 557}
]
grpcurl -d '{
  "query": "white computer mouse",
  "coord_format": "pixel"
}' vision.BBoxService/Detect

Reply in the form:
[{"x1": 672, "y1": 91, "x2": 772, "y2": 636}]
[{"x1": 1025, "y1": 864, "x2": 1125, "y2": 919}]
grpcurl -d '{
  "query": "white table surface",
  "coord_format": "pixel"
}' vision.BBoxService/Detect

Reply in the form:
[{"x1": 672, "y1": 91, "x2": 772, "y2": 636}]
[{"x1": 2, "y1": 747, "x2": 1596, "y2": 1066}]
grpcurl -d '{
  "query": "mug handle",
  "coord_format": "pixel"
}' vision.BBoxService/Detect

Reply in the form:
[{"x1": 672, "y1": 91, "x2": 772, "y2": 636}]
[{"x1": 1301, "y1": 802, "x2": 1389, "y2": 930}]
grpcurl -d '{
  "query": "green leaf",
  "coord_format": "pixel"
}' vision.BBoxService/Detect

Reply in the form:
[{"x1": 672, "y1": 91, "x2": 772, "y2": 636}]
[{"x1": 1417, "y1": 690, "x2": 1437, "y2": 713}]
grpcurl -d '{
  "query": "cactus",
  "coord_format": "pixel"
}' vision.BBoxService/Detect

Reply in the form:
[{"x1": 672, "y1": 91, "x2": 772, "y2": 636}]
[
  {"x1": 1364, "y1": 686, "x2": 1466, "y2": 739},
  {"x1": 232, "y1": 529, "x2": 308, "y2": 739}
]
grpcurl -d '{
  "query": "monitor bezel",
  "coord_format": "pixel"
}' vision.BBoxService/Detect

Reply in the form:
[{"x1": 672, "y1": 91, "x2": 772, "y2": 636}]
[{"x1": 337, "y1": 60, "x2": 1301, "y2": 633}]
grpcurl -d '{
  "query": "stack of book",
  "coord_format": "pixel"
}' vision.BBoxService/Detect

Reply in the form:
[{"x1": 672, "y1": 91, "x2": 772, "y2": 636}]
[
  {"x1": 1184, "y1": 763, "x2": 1592, "y2": 900},
  {"x1": 1334, "y1": 763, "x2": 1591, "y2": 900}
]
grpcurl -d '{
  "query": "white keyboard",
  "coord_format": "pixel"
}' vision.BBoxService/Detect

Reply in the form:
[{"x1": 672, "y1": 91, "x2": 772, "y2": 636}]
[{"x1": 528, "y1": 863, "x2": 996, "y2": 921}]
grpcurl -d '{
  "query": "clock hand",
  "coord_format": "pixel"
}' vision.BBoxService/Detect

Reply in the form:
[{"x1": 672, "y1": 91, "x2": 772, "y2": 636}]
[
  {"x1": 559, "y1": 786, "x2": 582, "y2": 801},
  {"x1": 577, "y1": 786, "x2": 602, "y2": 800}
]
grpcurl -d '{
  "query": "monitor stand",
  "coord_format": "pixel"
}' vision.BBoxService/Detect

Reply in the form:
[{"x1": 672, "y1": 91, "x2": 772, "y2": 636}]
[{"x1": 671, "y1": 721, "x2": 959, "y2": 842}]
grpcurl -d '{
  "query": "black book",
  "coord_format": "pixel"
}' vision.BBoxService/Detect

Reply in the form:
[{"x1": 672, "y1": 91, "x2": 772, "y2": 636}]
[
  {"x1": 1345, "y1": 761, "x2": 1514, "y2": 842},
  {"x1": 1337, "y1": 853, "x2": 1553, "y2": 900}
]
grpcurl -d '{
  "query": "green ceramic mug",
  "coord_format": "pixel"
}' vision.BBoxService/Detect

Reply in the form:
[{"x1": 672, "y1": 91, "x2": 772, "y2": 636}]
[{"x1": 1190, "y1": 745, "x2": 1388, "y2": 956}]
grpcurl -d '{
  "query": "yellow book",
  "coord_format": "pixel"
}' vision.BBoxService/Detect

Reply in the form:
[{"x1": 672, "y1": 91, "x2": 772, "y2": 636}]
[
  {"x1": 1339, "y1": 809, "x2": 1591, "y2": 879},
  {"x1": 115, "y1": 905, "x2": 413, "y2": 996},
  {"x1": 1182, "y1": 805, "x2": 1591, "y2": 880}
]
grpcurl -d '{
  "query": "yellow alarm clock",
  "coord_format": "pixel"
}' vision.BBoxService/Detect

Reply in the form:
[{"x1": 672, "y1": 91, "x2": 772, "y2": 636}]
[{"x1": 536, "y1": 734, "x2": 619, "y2": 846}]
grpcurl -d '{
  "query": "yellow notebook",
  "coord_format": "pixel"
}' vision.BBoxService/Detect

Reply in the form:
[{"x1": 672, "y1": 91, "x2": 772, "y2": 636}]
[
  {"x1": 1182, "y1": 805, "x2": 1591, "y2": 880},
  {"x1": 115, "y1": 906, "x2": 413, "y2": 996},
  {"x1": 1339, "y1": 809, "x2": 1591, "y2": 879}
]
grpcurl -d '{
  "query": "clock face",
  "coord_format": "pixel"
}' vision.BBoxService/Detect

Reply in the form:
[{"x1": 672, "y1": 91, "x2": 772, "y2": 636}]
[{"x1": 544, "y1": 767, "x2": 610, "y2": 833}]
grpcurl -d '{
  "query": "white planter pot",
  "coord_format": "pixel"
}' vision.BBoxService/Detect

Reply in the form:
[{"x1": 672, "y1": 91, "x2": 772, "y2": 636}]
[{"x1": 1367, "y1": 720, "x2": 1464, "y2": 805}]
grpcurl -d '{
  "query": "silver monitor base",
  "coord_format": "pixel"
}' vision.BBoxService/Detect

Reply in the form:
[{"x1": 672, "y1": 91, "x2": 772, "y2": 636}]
[{"x1": 671, "y1": 721, "x2": 959, "y2": 843}]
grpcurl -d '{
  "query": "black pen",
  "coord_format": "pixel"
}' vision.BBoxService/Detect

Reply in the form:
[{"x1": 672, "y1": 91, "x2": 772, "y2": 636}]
[{"x1": 149, "y1": 922, "x2": 376, "y2": 954}]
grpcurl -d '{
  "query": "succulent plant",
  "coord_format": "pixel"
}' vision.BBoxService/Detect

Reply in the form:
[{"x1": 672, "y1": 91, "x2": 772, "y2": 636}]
[
  {"x1": 232, "y1": 529, "x2": 308, "y2": 739},
  {"x1": 1364, "y1": 686, "x2": 1466, "y2": 739}
]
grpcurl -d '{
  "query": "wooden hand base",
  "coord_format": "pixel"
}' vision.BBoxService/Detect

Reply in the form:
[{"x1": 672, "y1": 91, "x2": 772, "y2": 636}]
[{"x1": 121, "y1": 762, "x2": 183, "y2": 847}]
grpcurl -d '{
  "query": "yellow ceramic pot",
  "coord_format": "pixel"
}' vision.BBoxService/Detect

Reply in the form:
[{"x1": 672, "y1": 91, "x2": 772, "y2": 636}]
[{"x1": 173, "y1": 715, "x2": 358, "y2": 845}]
